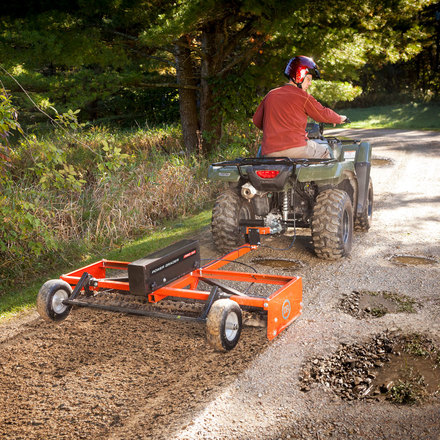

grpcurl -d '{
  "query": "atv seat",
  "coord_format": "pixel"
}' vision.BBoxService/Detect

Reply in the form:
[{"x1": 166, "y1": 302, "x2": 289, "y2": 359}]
[{"x1": 258, "y1": 142, "x2": 335, "y2": 160}]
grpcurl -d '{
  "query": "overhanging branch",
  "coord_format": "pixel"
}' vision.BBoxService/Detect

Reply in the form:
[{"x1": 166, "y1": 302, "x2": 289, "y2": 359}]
[
  {"x1": 140, "y1": 82, "x2": 200, "y2": 90},
  {"x1": 174, "y1": 39, "x2": 205, "y2": 60},
  {"x1": 217, "y1": 46, "x2": 259, "y2": 76}
]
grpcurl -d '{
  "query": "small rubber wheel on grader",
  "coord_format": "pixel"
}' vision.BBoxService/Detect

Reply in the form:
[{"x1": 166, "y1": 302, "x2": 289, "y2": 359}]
[
  {"x1": 311, "y1": 189, "x2": 353, "y2": 260},
  {"x1": 206, "y1": 299, "x2": 243, "y2": 352},
  {"x1": 211, "y1": 189, "x2": 254, "y2": 253},
  {"x1": 37, "y1": 279, "x2": 73, "y2": 322},
  {"x1": 355, "y1": 178, "x2": 374, "y2": 232}
]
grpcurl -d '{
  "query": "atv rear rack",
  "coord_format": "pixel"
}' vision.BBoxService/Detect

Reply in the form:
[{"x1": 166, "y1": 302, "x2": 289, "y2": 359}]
[
  {"x1": 211, "y1": 157, "x2": 336, "y2": 167},
  {"x1": 37, "y1": 241, "x2": 302, "y2": 351}
]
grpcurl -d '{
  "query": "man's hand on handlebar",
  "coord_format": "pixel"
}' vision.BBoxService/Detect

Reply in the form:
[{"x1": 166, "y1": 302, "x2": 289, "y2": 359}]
[{"x1": 333, "y1": 115, "x2": 351, "y2": 127}]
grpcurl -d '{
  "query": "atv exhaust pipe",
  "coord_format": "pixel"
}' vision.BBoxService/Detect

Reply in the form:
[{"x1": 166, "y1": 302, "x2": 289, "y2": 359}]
[{"x1": 241, "y1": 182, "x2": 258, "y2": 199}]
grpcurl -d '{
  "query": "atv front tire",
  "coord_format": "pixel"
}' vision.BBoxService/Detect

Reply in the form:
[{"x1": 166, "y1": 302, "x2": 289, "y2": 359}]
[
  {"x1": 355, "y1": 178, "x2": 373, "y2": 232},
  {"x1": 311, "y1": 189, "x2": 353, "y2": 260},
  {"x1": 211, "y1": 189, "x2": 254, "y2": 253}
]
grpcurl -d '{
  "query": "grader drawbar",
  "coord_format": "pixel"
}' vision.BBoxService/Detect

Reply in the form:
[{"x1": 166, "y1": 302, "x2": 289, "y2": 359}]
[{"x1": 37, "y1": 237, "x2": 302, "y2": 351}]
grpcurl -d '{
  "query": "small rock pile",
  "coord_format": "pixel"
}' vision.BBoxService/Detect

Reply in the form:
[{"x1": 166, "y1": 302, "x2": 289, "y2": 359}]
[
  {"x1": 299, "y1": 332, "x2": 396, "y2": 400},
  {"x1": 338, "y1": 290, "x2": 366, "y2": 318},
  {"x1": 338, "y1": 290, "x2": 417, "y2": 319}
]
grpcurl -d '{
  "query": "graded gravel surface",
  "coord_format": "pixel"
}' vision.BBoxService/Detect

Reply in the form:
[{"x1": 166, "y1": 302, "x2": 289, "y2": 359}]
[{"x1": 0, "y1": 129, "x2": 439, "y2": 439}]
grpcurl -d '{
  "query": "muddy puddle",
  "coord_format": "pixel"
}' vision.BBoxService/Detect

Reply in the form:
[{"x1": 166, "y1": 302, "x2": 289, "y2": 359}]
[
  {"x1": 339, "y1": 290, "x2": 418, "y2": 319},
  {"x1": 372, "y1": 348, "x2": 439, "y2": 403},
  {"x1": 371, "y1": 157, "x2": 394, "y2": 167},
  {"x1": 251, "y1": 257, "x2": 304, "y2": 270},
  {"x1": 389, "y1": 254, "x2": 438, "y2": 266},
  {"x1": 300, "y1": 332, "x2": 440, "y2": 404}
]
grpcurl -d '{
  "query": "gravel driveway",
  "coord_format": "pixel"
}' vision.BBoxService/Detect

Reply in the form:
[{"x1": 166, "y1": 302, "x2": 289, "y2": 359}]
[{"x1": 0, "y1": 129, "x2": 439, "y2": 439}]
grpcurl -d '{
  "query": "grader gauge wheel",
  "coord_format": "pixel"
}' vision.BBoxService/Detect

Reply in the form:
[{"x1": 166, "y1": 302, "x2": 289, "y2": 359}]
[
  {"x1": 206, "y1": 299, "x2": 242, "y2": 352},
  {"x1": 37, "y1": 279, "x2": 73, "y2": 322}
]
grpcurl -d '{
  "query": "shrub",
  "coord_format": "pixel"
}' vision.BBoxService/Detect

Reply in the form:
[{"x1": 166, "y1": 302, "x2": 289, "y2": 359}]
[{"x1": 0, "y1": 121, "x2": 221, "y2": 292}]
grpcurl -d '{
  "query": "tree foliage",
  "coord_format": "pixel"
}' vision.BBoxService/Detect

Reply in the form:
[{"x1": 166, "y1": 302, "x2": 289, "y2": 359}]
[
  {"x1": 0, "y1": 3, "x2": 179, "y2": 125},
  {"x1": 0, "y1": 0, "x2": 438, "y2": 152},
  {"x1": 309, "y1": 81, "x2": 363, "y2": 107},
  {"x1": 290, "y1": 0, "x2": 440, "y2": 101}
]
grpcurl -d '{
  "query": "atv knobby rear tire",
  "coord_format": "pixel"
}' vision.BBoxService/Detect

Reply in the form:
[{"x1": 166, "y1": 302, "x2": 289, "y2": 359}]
[
  {"x1": 355, "y1": 178, "x2": 373, "y2": 232},
  {"x1": 206, "y1": 299, "x2": 242, "y2": 352},
  {"x1": 311, "y1": 189, "x2": 353, "y2": 260},
  {"x1": 211, "y1": 189, "x2": 253, "y2": 253}
]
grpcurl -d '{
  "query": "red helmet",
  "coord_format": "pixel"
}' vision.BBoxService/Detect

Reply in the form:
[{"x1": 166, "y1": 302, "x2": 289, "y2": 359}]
[{"x1": 284, "y1": 56, "x2": 321, "y2": 87}]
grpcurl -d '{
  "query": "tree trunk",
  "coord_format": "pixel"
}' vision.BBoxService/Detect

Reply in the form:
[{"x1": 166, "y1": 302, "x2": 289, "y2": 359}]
[
  {"x1": 435, "y1": 18, "x2": 440, "y2": 75},
  {"x1": 200, "y1": 23, "x2": 223, "y2": 155},
  {"x1": 175, "y1": 35, "x2": 199, "y2": 154}
]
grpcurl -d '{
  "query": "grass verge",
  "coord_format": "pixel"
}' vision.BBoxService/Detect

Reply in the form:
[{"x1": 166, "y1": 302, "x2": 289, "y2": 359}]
[
  {"x1": 343, "y1": 102, "x2": 440, "y2": 131},
  {"x1": 0, "y1": 209, "x2": 212, "y2": 322}
]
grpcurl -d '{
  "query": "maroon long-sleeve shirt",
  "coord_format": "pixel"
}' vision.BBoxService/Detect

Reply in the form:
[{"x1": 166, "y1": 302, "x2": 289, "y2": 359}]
[{"x1": 253, "y1": 84, "x2": 343, "y2": 155}]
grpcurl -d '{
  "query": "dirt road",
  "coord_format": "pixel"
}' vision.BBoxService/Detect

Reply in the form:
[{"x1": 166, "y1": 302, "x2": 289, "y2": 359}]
[{"x1": 1, "y1": 129, "x2": 439, "y2": 439}]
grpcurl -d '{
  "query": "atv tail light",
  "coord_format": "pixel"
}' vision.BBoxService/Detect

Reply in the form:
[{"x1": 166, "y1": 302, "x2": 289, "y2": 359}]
[{"x1": 256, "y1": 170, "x2": 280, "y2": 179}]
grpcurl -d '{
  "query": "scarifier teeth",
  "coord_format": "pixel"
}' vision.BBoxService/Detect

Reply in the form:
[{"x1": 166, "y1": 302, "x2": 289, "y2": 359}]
[{"x1": 75, "y1": 290, "x2": 205, "y2": 316}]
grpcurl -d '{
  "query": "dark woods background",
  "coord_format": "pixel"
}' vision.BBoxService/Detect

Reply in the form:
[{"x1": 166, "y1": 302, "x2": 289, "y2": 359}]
[{"x1": 1, "y1": 0, "x2": 439, "y2": 153}]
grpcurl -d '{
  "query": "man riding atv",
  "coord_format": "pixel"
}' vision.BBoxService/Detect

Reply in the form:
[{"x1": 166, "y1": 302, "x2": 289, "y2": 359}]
[
  {"x1": 209, "y1": 56, "x2": 373, "y2": 261},
  {"x1": 253, "y1": 56, "x2": 347, "y2": 159}
]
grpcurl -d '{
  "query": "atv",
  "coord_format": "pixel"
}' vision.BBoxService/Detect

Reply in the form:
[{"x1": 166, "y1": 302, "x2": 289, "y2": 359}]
[{"x1": 208, "y1": 122, "x2": 373, "y2": 260}]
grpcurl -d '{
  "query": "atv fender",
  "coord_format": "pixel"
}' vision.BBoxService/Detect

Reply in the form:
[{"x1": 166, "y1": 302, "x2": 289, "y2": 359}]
[
  {"x1": 296, "y1": 161, "x2": 356, "y2": 185},
  {"x1": 208, "y1": 164, "x2": 241, "y2": 183},
  {"x1": 355, "y1": 141, "x2": 372, "y2": 162},
  {"x1": 354, "y1": 142, "x2": 372, "y2": 216}
]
